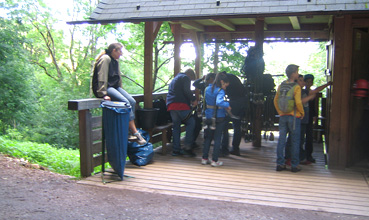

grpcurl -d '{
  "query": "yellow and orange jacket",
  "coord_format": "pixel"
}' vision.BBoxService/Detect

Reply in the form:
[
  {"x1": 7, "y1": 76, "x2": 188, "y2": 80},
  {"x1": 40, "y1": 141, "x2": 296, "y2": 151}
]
[{"x1": 273, "y1": 81, "x2": 304, "y2": 118}]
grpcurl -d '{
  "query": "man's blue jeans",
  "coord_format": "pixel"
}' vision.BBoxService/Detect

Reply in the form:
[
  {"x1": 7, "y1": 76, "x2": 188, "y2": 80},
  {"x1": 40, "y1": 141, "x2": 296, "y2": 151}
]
[
  {"x1": 203, "y1": 119, "x2": 227, "y2": 162},
  {"x1": 170, "y1": 110, "x2": 195, "y2": 152},
  {"x1": 285, "y1": 123, "x2": 307, "y2": 161},
  {"x1": 277, "y1": 115, "x2": 301, "y2": 168}
]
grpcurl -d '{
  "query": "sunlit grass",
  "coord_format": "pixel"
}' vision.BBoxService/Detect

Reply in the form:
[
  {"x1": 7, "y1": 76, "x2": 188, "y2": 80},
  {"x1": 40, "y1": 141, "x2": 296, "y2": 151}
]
[{"x1": 0, "y1": 136, "x2": 81, "y2": 177}]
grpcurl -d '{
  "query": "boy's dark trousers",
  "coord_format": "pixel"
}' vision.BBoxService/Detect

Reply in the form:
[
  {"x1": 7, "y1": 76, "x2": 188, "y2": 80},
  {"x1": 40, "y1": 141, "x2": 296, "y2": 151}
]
[{"x1": 305, "y1": 118, "x2": 314, "y2": 161}]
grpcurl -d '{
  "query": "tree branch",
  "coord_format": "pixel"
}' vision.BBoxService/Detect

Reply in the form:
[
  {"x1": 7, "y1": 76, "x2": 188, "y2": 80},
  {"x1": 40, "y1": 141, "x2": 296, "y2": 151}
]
[{"x1": 121, "y1": 74, "x2": 143, "y2": 89}]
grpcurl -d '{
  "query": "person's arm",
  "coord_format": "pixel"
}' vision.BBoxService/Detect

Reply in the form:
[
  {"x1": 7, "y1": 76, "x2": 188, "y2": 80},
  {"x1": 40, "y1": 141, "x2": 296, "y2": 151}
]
[
  {"x1": 216, "y1": 89, "x2": 230, "y2": 109},
  {"x1": 193, "y1": 77, "x2": 205, "y2": 90},
  {"x1": 273, "y1": 86, "x2": 281, "y2": 115},
  {"x1": 96, "y1": 55, "x2": 111, "y2": 99},
  {"x1": 309, "y1": 81, "x2": 332, "y2": 95},
  {"x1": 294, "y1": 86, "x2": 304, "y2": 118},
  {"x1": 301, "y1": 93, "x2": 316, "y2": 104}
]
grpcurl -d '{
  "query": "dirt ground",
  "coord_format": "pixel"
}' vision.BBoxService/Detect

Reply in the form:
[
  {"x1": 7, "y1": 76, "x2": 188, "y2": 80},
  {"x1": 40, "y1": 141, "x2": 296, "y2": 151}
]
[{"x1": 0, "y1": 154, "x2": 367, "y2": 220}]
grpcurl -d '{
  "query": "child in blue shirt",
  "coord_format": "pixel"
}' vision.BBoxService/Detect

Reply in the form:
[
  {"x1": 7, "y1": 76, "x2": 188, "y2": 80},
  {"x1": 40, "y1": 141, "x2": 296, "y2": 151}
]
[{"x1": 202, "y1": 72, "x2": 231, "y2": 167}]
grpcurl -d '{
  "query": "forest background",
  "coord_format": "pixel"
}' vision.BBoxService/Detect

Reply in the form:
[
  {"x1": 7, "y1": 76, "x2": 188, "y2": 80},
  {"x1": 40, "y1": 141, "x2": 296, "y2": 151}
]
[{"x1": 0, "y1": 0, "x2": 327, "y2": 175}]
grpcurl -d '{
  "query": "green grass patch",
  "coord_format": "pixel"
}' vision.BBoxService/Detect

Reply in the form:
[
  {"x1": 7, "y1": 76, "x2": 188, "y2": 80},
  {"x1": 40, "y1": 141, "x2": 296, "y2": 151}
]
[{"x1": 0, "y1": 136, "x2": 81, "y2": 177}]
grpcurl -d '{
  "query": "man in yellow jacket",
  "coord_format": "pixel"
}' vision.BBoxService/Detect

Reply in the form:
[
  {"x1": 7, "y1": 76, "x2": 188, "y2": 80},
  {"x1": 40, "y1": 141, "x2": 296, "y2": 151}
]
[{"x1": 274, "y1": 64, "x2": 304, "y2": 172}]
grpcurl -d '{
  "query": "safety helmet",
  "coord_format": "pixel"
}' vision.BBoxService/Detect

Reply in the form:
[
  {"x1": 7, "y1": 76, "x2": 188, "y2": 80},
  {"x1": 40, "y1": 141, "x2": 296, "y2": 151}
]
[{"x1": 353, "y1": 79, "x2": 369, "y2": 97}]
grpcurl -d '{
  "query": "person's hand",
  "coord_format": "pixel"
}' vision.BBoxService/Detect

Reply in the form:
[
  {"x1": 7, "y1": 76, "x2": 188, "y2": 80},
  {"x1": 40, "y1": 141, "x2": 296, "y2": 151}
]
[
  {"x1": 103, "y1": 96, "x2": 111, "y2": 101},
  {"x1": 226, "y1": 106, "x2": 232, "y2": 111},
  {"x1": 327, "y1": 81, "x2": 333, "y2": 86}
]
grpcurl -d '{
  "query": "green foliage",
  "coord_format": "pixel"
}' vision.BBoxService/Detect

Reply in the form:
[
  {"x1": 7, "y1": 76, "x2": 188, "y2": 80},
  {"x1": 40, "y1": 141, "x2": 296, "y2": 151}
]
[
  {"x1": 0, "y1": 4, "x2": 39, "y2": 134},
  {"x1": 0, "y1": 136, "x2": 81, "y2": 177},
  {"x1": 202, "y1": 42, "x2": 249, "y2": 76},
  {"x1": 119, "y1": 22, "x2": 174, "y2": 94}
]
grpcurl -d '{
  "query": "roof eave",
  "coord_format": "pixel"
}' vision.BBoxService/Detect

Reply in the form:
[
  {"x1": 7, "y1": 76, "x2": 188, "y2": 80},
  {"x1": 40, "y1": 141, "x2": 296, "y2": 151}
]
[{"x1": 66, "y1": 10, "x2": 369, "y2": 25}]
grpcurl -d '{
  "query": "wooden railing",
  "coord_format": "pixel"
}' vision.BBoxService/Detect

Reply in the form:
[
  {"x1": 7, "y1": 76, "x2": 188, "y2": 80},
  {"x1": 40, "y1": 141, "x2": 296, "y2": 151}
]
[{"x1": 68, "y1": 92, "x2": 172, "y2": 177}]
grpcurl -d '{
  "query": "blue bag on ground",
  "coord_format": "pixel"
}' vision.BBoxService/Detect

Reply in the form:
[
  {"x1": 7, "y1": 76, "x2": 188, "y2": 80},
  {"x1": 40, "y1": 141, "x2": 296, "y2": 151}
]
[
  {"x1": 127, "y1": 129, "x2": 154, "y2": 166},
  {"x1": 101, "y1": 101, "x2": 131, "y2": 180}
]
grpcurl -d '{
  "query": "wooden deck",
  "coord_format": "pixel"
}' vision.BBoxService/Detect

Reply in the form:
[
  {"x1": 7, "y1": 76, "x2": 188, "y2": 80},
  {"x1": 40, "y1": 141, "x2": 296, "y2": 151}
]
[{"x1": 79, "y1": 133, "x2": 369, "y2": 217}]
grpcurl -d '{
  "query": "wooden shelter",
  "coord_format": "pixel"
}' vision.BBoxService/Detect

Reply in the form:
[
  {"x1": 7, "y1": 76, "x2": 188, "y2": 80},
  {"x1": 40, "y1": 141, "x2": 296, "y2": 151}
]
[{"x1": 68, "y1": 0, "x2": 369, "y2": 169}]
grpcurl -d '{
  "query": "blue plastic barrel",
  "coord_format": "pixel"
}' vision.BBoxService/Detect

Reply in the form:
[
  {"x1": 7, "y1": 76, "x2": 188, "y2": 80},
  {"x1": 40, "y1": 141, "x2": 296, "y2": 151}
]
[{"x1": 101, "y1": 101, "x2": 131, "y2": 180}]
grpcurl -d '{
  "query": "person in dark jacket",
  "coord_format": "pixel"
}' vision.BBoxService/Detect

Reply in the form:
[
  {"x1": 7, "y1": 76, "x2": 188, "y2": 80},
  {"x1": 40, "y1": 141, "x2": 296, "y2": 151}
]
[
  {"x1": 167, "y1": 69, "x2": 198, "y2": 156},
  {"x1": 221, "y1": 72, "x2": 247, "y2": 156}
]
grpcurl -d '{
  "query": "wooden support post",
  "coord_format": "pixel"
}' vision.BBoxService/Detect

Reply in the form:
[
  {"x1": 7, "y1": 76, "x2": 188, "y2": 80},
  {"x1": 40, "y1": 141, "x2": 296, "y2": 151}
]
[
  {"x1": 255, "y1": 18, "x2": 264, "y2": 51},
  {"x1": 189, "y1": 30, "x2": 203, "y2": 99},
  {"x1": 214, "y1": 43, "x2": 219, "y2": 74},
  {"x1": 173, "y1": 23, "x2": 182, "y2": 76},
  {"x1": 328, "y1": 15, "x2": 352, "y2": 169},
  {"x1": 252, "y1": 18, "x2": 265, "y2": 148},
  {"x1": 144, "y1": 22, "x2": 154, "y2": 109},
  {"x1": 78, "y1": 109, "x2": 93, "y2": 177}
]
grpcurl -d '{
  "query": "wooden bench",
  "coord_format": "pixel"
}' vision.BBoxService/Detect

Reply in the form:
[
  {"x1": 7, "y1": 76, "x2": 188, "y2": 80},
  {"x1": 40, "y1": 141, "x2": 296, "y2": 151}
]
[{"x1": 68, "y1": 93, "x2": 175, "y2": 177}]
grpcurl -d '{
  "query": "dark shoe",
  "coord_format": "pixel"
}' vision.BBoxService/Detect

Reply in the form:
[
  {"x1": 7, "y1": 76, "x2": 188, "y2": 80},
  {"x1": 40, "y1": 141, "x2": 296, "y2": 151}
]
[
  {"x1": 229, "y1": 150, "x2": 241, "y2": 156},
  {"x1": 291, "y1": 166, "x2": 302, "y2": 173},
  {"x1": 300, "y1": 160, "x2": 312, "y2": 165},
  {"x1": 276, "y1": 165, "x2": 287, "y2": 171},
  {"x1": 172, "y1": 150, "x2": 184, "y2": 156},
  {"x1": 307, "y1": 157, "x2": 316, "y2": 163},
  {"x1": 285, "y1": 158, "x2": 291, "y2": 166},
  {"x1": 192, "y1": 142, "x2": 200, "y2": 150},
  {"x1": 219, "y1": 151, "x2": 229, "y2": 157},
  {"x1": 183, "y1": 149, "x2": 196, "y2": 157}
]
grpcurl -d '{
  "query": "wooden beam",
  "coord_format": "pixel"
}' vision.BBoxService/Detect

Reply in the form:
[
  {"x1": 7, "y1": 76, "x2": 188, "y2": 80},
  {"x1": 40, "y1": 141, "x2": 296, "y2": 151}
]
[
  {"x1": 180, "y1": 21, "x2": 205, "y2": 32},
  {"x1": 352, "y1": 17, "x2": 369, "y2": 27},
  {"x1": 189, "y1": 30, "x2": 202, "y2": 79},
  {"x1": 255, "y1": 18, "x2": 264, "y2": 50},
  {"x1": 247, "y1": 18, "x2": 256, "y2": 25},
  {"x1": 209, "y1": 19, "x2": 236, "y2": 31},
  {"x1": 173, "y1": 23, "x2": 182, "y2": 76},
  {"x1": 153, "y1": 21, "x2": 163, "y2": 39},
  {"x1": 289, "y1": 16, "x2": 301, "y2": 30},
  {"x1": 144, "y1": 22, "x2": 154, "y2": 108}
]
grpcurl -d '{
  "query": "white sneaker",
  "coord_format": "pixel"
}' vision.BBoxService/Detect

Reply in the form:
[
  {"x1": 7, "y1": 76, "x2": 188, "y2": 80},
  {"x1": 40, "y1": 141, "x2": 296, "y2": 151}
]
[
  {"x1": 201, "y1": 158, "x2": 209, "y2": 165},
  {"x1": 128, "y1": 135, "x2": 137, "y2": 142},
  {"x1": 134, "y1": 132, "x2": 147, "y2": 145},
  {"x1": 211, "y1": 160, "x2": 223, "y2": 167}
]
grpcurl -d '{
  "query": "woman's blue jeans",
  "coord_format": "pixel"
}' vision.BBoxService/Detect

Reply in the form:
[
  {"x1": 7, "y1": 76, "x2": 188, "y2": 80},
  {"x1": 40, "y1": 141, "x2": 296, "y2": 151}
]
[
  {"x1": 203, "y1": 119, "x2": 227, "y2": 162},
  {"x1": 107, "y1": 87, "x2": 136, "y2": 121},
  {"x1": 277, "y1": 115, "x2": 301, "y2": 168},
  {"x1": 169, "y1": 110, "x2": 195, "y2": 152}
]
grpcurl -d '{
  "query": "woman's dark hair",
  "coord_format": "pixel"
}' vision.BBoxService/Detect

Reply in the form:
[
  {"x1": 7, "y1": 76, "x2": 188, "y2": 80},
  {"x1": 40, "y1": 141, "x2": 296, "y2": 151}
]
[
  {"x1": 205, "y1": 73, "x2": 216, "y2": 85},
  {"x1": 96, "y1": 43, "x2": 123, "y2": 61},
  {"x1": 212, "y1": 71, "x2": 229, "y2": 92}
]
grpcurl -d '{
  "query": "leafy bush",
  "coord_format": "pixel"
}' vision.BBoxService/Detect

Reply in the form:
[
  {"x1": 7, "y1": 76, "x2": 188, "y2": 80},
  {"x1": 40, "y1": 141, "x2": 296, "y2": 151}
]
[{"x1": 0, "y1": 136, "x2": 80, "y2": 177}]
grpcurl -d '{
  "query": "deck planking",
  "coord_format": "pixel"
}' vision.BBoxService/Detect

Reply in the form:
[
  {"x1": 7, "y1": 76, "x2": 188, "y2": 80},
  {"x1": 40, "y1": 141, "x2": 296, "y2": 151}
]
[{"x1": 79, "y1": 134, "x2": 369, "y2": 217}]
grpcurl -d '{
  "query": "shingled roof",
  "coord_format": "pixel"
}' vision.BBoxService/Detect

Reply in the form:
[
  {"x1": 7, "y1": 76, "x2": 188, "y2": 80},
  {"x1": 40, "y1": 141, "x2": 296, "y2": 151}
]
[
  {"x1": 68, "y1": 0, "x2": 369, "y2": 42},
  {"x1": 83, "y1": 0, "x2": 368, "y2": 23}
]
